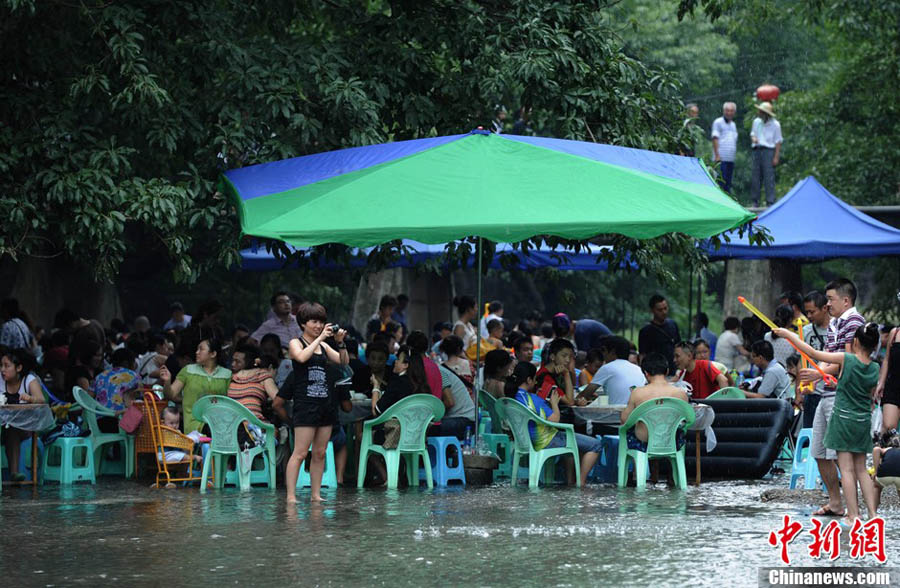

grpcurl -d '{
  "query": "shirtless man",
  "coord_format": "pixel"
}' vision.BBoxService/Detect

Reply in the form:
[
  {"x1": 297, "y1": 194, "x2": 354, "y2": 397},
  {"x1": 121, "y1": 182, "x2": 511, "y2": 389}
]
[{"x1": 621, "y1": 352, "x2": 689, "y2": 445}]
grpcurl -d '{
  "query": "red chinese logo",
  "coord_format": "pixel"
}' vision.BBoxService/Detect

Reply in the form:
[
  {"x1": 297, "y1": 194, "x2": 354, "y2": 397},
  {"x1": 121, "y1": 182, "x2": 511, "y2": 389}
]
[
  {"x1": 808, "y1": 519, "x2": 841, "y2": 561},
  {"x1": 848, "y1": 517, "x2": 886, "y2": 563},
  {"x1": 768, "y1": 515, "x2": 804, "y2": 564}
]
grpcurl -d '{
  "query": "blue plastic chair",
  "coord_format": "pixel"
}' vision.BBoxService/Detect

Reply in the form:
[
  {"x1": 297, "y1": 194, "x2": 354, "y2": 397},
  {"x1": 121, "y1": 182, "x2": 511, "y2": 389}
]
[
  {"x1": 297, "y1": 441, "x2": 338, "y2": 489},
  {"x1": 789, "y1": 427, "x2": 839, "y2": 491},
  {"x1": 419, "y1": 436, "x2": 466, "y2": 486}
]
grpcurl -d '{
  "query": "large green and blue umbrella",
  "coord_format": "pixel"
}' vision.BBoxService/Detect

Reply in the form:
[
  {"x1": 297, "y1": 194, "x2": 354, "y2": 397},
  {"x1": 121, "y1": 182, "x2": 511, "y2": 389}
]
[{"x1": 222, "y1": 130, "x2": 754, "y2": 248}]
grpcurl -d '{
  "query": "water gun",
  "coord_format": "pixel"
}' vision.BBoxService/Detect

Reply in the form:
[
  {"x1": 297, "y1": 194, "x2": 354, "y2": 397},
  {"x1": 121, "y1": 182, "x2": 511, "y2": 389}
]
[
  {"x1": 738, "y1": 296, "x2": 837, "y2": 386},
  {"x1": 794, "y1": 317, "x2": 815, "y2": 394}
]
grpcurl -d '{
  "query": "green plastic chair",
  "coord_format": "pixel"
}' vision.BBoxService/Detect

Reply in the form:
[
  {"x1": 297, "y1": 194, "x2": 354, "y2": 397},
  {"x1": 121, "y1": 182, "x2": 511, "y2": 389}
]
[
  {"x1": 357, "y1": 394, "x2": 444, "y2": 489},
  {"x1": 497, "y1": 397, "x2": 581, "y2": 488},
  {"x1": 72, "y1": 386, "x2": 135, "y2": 478},
  {"x1": 706, "y1": 387, "x2": 746, "y2": 400},
  {"x1": 478, "y1": 390, "x2": 504, "y2": 434},
  {"x1": 193, "y1": 395, "x2": 276, "y2": 492},
  {"x1": 617, "y1": 397, "x2": 695, "y2": 490}
]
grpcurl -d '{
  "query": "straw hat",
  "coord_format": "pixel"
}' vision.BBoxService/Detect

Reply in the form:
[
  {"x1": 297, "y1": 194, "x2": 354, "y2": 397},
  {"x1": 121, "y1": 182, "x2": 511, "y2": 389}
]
[{"x1": 756, "y1": 101, "x2": 776, "y2": 118}]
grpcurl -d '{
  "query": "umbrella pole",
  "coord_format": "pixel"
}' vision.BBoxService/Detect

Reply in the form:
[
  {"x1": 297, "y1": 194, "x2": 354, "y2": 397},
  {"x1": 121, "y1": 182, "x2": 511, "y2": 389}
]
[
  {"x1": 687, "y1": 269, "x2": 694, "y2": 340},
  {"x1": 474, "y1": 236, "x2": 483, "y2": 450}
]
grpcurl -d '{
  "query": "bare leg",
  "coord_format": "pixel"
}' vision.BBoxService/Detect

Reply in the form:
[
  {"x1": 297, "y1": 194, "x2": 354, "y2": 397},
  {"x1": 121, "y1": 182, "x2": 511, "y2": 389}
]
[
  {"x1": 854, "y1": 453, "x2": 878, "y2": 519},
  {"x1": 882, "y1": 404, "x2": 899, "y2": 436},
  {"x1": 816, "y1": 458, "x2": 843, "y2": 513},
  {"x1": 580, "y1": 451, "x2": 600, "y2": 487},
  {"x1": 7, "y1": 428, "x2": 23, "y2": 476},
  {"x1": 334, "y1": 445, "x2": 348, "y2": 485},
  {"x1": 836, "y1": 452, "x2": 859, "y2": 522},
  {"x1": 286, "y1": 427, "x2": 316, "y2": 504},
  {"x1": 308, "y1": 426, "x2": 332, "y2": 502}
]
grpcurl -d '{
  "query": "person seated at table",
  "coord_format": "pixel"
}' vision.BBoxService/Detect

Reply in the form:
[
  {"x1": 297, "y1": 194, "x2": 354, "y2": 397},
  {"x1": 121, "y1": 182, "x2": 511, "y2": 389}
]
[
  {"x1": 158, "y1": 337, "x2": 232, "y2": 434},
  {"x1": 1, "y1": 347, "x2": 46, "y2": 481},
  {"x1": 622, "y1": 353, "x2": 690, "y2": 450},
  {"x1": 580, "y1": 336, "x2": 646, "y2": 405},
  {"x1": 260, "y1": 333, "x2": 293, "y2": 388},
  {"x1": 64, "y1": 341, "x2": 103, "y2": 403},
  {"x1": 506, "y1": 360, "x2": 601, "y2": 486},
  {"x1": 483, "y1": 349, "x2": 514, "y2": 399},
  {"x1": 673, "y1": 340, "x2": 728, "y2": 400},
  {"x1": 228, "y1": 343, "x2": 279, "y2": 423},
  {"x1": 692, "y1": 339, "x2": 733, "y2": 386},
  {"x1": 428, "y1": 363, "x2": 476, "y2": 440},
  {"x1": 535, "y1": 338, "x2": 593, "y2": 406},
  {"x1": 351, "y1": 341, "x2": 391, "y2": 397},
  {"x1": 741, "y1": 340, "x2": 791, "y2": 399},
  {"x1": 578, "y1": 348, "x2": 603, "y2": 388},
  {"x1": 371, "y1": 345, "x2": 430, "y2": 416},
  {"x1": 438, "y1": 336, "x2": 475, "y2": 394},
  {"x1": 511, "y1": 335, "x2": 535, "y2": 365},
  {"x1": 91, "y1": 348, "x2": 141, "y2": 412},
  {"x1": 136, "y1": 334, "x2": 171, "y2": 386}
]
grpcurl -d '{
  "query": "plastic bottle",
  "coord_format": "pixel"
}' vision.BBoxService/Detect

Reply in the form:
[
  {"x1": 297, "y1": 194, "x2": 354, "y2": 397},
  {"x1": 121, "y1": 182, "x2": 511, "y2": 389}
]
[{"x1": 463, "y1": 426, "x2": 472, "y2": 455}]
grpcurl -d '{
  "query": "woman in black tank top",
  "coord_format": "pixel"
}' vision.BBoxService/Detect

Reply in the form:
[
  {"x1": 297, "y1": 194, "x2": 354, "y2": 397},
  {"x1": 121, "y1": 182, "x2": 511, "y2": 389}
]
[
  {"x1": 877, "y1": 326, "x2": 900, "y2": 438},
  {"x1": 283, "y1": 302, "x2": 348, "y2": 503}
]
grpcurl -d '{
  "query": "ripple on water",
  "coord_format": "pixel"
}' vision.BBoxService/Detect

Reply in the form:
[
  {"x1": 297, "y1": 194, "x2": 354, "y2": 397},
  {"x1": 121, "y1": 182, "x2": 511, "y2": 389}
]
[{"x1": 1, "y1": 476, "x2": 895, "y2": 586}]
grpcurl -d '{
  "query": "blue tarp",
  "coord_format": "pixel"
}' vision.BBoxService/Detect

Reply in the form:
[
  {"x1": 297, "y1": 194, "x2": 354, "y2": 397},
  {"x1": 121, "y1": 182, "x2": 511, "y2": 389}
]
[
  {"x1": 708, "y1": 176, "x2": 900, "y2": 260},
  {"x1": 239, "y1": 240, "x2": 627, "y2": 272},
  {"x1": 224, "y1": 131, "x2": 719, "y2": 203}
]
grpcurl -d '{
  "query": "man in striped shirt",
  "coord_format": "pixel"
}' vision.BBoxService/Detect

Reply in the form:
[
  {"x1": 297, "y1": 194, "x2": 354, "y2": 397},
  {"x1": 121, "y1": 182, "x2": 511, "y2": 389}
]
[{"x1": 805, "y1": 278, "x2": 865, "y2": 517}]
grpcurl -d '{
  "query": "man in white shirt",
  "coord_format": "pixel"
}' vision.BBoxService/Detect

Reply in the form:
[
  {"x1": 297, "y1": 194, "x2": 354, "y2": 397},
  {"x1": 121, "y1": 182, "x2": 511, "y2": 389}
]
[
  {"x1": 582, "y1": 336, "x2": 646, "y2": 406},
  {"x1": 715, "y1": 316, "x2": 751, "y2": 374},
  {"x1": 711, "y1": 101, "x2": 738, "y2": 193},
  {"x1": 749, "y1": 101, "x2": 783, "y2": 207}
]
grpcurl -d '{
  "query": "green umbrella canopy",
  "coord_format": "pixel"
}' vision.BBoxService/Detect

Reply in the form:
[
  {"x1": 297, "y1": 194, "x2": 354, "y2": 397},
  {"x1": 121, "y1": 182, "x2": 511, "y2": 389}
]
[{"x1": 222, "y1": 131, "x2": 754, "y2": 248}]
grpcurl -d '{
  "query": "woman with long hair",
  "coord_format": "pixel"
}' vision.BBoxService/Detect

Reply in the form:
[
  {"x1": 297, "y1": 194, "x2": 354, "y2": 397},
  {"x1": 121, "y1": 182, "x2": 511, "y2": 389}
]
[{"x1": 1, "y1": 348, "x2": 45, "y2": 481}]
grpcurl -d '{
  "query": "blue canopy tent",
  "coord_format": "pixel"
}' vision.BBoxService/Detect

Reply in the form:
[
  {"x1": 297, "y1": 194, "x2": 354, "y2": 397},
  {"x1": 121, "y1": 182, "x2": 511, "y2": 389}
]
[
  {"x1": 239, "y1": 240, "x2": 630, "y2": 272},
  {"x1": 709, "y1": 176, "x2": 900, "y2": 260}
]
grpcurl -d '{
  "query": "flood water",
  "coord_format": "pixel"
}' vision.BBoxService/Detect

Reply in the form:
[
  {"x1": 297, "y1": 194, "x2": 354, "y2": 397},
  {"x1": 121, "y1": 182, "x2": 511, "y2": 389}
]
[{"x1": 1, "y1": 475, "x2": 896, "y2": 586}]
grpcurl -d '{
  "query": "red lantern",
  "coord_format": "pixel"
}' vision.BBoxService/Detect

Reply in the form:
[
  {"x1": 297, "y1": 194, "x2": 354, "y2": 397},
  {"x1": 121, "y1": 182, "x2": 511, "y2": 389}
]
[{"x1": 757, "y1": 84, "x2": 780, "y2": 101}]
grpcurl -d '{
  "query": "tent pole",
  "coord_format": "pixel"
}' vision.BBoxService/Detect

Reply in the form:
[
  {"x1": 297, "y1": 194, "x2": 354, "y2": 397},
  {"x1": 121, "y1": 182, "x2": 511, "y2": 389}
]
[
  {"x1": 697, "y1": 274, "x2": 703, "y2": 319},
  {"x1": 474, "y1": 237, "x2": 483, "y2": 450},
  {"x1": 687, "y1": 269, "x2": 694, "y2": 340}
]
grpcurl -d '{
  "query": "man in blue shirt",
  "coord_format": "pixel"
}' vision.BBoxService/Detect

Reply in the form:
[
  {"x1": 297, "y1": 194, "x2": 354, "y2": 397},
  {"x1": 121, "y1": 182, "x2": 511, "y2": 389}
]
[{"x1": 551, "y1": 313, "x2": 612, "y2": 352}]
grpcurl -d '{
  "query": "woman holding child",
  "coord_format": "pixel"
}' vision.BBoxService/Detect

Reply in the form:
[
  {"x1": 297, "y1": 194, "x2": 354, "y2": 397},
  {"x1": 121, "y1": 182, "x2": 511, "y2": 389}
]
[{"x1": 159, "y1": 336, "x2": 231, "y2": 434}]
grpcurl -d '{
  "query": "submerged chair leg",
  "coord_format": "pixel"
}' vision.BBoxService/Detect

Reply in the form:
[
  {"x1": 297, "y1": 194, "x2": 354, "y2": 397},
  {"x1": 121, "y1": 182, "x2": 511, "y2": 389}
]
[
  {"x1": 675, "y1": 453, "x2": 688, "y2": 490},
  {"x1": 421, "y1": 450, "x2": 433, "y2": 489},
  {"x1": 385, "y1": 451, "x2": 401, "y2": 490},
  {"x1": 200, "y1": 453, "x2": 212, "y2": 494},
  {"x1": 634, "y1": 454, "x2": 648, "y2": 490}
]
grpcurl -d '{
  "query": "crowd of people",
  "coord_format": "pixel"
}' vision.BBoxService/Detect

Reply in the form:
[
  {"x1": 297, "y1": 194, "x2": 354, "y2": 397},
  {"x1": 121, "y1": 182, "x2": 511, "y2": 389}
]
[{"x1": 1, "y1": 275, "x2": 896, "y2": 521}]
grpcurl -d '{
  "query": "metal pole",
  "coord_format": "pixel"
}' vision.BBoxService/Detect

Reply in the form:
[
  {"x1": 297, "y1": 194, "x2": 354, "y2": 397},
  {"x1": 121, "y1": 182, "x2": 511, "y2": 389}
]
[
  {"x1": 697, "y1": 274, "x2": 703, "y2": 319},
  {"x1": 474, "y1": 237, "x2": 483, "y2": 449},
  {"x1": 687, "y1": 269, "x2": 694, "y2": 340}
]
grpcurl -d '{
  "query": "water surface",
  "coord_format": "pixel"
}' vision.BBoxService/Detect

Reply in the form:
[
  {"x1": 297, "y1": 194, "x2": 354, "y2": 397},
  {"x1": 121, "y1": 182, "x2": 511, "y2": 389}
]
[{"x1": 1, "y1": 476, "x2": 895, "y2": 586}]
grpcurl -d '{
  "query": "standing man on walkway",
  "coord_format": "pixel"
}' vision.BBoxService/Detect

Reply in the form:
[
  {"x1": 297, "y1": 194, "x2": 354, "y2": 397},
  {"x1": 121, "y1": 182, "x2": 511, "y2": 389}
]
[
  {"x1": 711, "y1": 101, "x2": 738, "y2": 193},
  {"x1": 638, "y1": 294, "x2": 681, "y2": 375},
  {"x1": 750, "y1": 101, "x2": 783, "y2": 207}
]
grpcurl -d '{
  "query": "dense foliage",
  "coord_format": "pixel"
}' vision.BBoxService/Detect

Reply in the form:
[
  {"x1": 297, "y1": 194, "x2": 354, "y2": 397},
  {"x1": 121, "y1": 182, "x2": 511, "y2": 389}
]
[{"x1": 1, "y1": 0, "x2": 720, "y2": 286}]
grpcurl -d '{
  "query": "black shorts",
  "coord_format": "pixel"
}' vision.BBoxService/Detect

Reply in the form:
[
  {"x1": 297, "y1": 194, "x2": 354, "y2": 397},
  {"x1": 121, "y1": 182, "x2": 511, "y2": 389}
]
[
  {"x1": 292, "y1": 400, "x2": 337, "y2": 428},
  {"x1": 883, "y1": 381, "x2": 900, "y2": 407}
]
